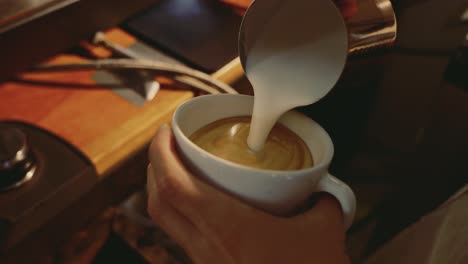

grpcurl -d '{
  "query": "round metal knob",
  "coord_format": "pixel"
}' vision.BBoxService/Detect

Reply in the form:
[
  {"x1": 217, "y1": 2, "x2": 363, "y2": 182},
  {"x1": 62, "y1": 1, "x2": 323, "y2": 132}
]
[{"x1": 0, "y1": 126, "x2": 36, "y2": 191}]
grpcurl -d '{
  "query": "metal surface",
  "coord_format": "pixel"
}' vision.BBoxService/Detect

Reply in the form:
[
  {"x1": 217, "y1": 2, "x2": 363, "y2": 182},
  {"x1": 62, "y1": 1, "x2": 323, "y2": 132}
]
[
  {"x1": 92, "y1": 32, "x2": 161, "y2": 102},
  {"x1": 0, "y1": 0, "x2": 78, "y2": 33},
  {"x1": 0, "y1": 126, "x2": 36, "y2": 191},
  {"x1": 122, "y1": 0, "x2": 242, "y2": 73},
  {"x1": 0, "y1": 121, "x2": 97, "y2": 252},
  {"x1": 91, "y1": 35, "x2": 224, "y2": 105},
  {"x1": 0, "y1": 127, "x2": 28, "y2": 167},
  {"x1": 347, "y1": 0, "x2": 397, "y2": 54},
  {"x1": 0, "y1": 0, "x2": 159, "y2": 82},
  {"x1": 33, "y1": 58, "x2": 238, "y2": 94}
]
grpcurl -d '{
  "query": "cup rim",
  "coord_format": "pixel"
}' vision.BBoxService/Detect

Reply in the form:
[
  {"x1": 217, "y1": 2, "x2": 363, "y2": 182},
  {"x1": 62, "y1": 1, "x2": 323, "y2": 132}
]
[{"x1": 172, "y1": 94, "x2": 334, "y2": 176}]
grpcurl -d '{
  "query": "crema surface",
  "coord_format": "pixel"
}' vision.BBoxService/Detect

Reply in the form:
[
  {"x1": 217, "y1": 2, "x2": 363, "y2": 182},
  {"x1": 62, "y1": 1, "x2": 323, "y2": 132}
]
[{"x1": 190, "y1": 117, "x2": 313, "y2": 170}]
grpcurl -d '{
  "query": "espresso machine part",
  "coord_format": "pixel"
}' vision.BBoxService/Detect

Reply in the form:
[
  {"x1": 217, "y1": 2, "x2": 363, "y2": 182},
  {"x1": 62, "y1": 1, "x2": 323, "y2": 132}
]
[
  {"x1": 0, "y1": 121, "x2": 97, "y2": 254},
  {"x1": 0, "y1": 125, "x2": 36, "y2": 191}
]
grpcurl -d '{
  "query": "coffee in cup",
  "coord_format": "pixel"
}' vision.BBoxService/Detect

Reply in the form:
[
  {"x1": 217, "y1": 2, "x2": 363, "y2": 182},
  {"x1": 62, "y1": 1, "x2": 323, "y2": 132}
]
[{"x1": 189, "y1": 116, "x2": 313, "y2": 171}]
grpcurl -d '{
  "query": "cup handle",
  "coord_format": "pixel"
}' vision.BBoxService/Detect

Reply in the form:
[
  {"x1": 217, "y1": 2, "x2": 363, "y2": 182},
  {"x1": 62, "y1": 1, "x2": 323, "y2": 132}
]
[{"x1": 316, "y1": 173, "x2": 356, "y2": 230}]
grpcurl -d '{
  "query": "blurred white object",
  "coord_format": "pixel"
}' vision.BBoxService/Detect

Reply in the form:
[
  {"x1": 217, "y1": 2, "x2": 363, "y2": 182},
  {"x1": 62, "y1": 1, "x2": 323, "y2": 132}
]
[{"x1": 365, "y1": 185, "x2": 468, "y2": 264}]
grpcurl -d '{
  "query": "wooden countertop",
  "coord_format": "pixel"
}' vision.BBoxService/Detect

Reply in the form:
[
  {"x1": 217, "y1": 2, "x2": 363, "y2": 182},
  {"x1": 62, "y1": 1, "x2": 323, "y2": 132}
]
[{"x1": 0, "y1": 28, "x2": 244, "y2": 176}]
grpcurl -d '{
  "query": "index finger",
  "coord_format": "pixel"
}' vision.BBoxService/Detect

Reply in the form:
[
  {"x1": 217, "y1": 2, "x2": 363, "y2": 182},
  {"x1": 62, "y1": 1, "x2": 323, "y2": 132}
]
[{"x1": 293, "y1": 194, "x2": 345, "y2": 231}]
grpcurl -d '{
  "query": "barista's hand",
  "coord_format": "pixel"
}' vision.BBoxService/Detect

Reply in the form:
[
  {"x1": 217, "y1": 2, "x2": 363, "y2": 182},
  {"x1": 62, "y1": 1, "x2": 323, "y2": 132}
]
[
  {"x1": 219, "y1": 0, "x2": 358, "y2": 19},
  {"x1": 147, "y1": 125, "x2": 350, "y2": 264}
]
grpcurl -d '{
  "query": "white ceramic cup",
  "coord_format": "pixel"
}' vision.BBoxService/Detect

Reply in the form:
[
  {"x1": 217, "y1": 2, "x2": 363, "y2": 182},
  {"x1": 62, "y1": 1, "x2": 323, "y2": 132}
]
[{"x1": 172, "y1": 94, "x2": 356, "y2": 229}]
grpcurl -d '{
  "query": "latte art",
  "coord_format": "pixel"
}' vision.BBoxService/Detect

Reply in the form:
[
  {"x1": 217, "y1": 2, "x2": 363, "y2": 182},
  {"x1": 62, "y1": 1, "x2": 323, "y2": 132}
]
[{"x1": 189, "y1": 117, "x2": 313, "y2": 170}]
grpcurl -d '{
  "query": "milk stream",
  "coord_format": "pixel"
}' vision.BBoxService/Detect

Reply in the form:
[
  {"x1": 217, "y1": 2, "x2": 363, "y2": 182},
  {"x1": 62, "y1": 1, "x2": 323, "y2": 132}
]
[
  {"x1": 244, "y1": 8, "x2": 316, "y2": 152},
  {"x1": 244, "y1": 1, "x2": 347, "y2": 152}
]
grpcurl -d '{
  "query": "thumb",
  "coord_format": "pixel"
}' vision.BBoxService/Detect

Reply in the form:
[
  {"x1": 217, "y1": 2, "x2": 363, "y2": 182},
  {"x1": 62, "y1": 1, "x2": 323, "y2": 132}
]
[{"x1": 148, "y1": 123, "x2": 270, "y2": 236}]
